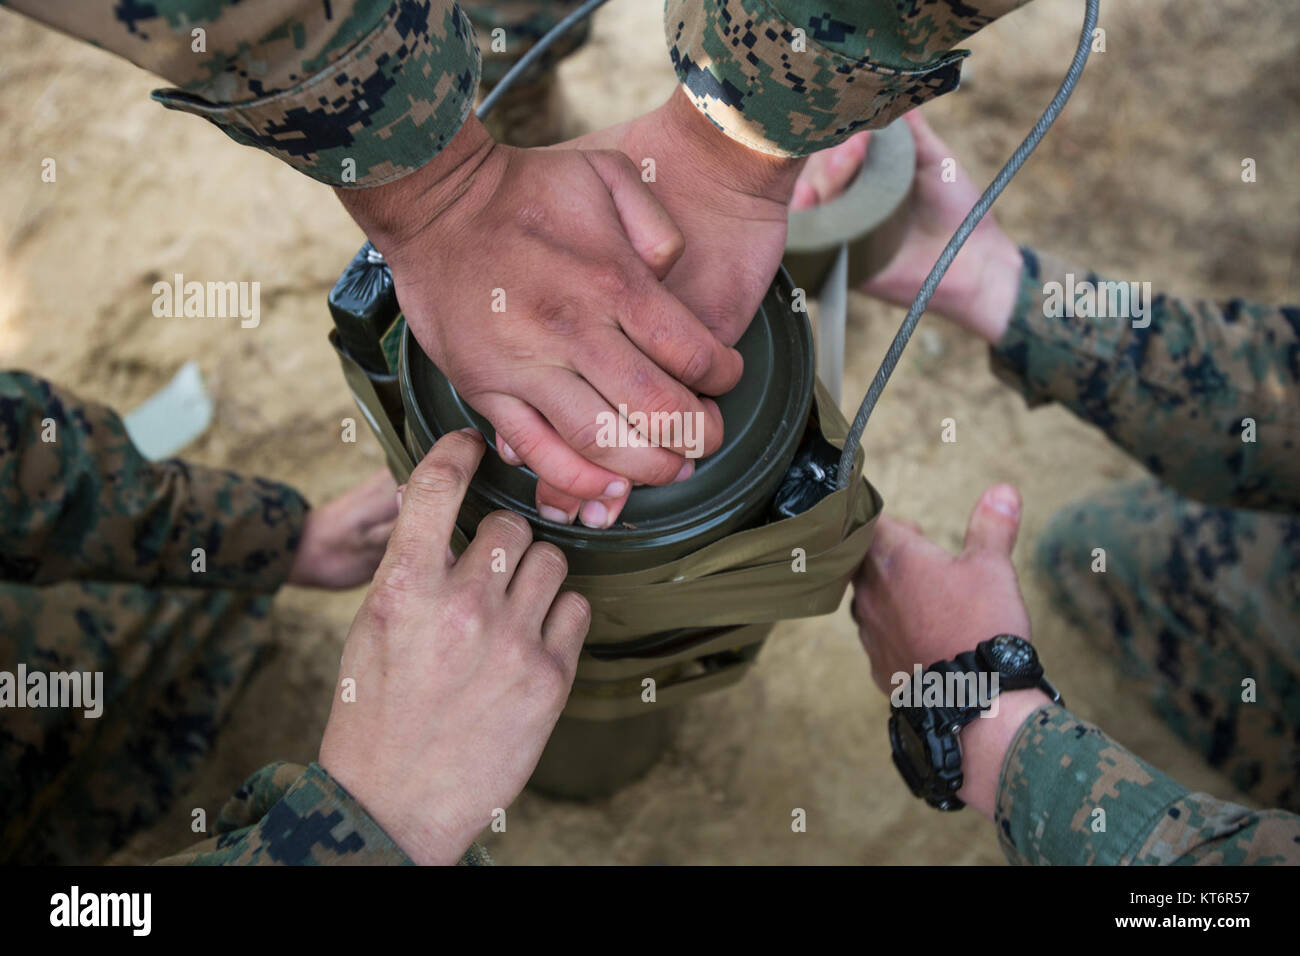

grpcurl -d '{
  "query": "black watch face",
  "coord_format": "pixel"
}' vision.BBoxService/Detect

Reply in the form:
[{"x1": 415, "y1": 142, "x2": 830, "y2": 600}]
[
  {"x1": 983, "y1": 635, "x2": 1039, "y2": 680},
  {"x1": 892, "y1": 713, "x2": 930, "y2": 780}
]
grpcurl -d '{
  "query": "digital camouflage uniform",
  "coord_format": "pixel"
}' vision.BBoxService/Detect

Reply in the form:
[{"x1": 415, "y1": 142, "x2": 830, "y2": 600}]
[{"x1": 989, "y1": 248, "x2": 1300, "y2": 864}]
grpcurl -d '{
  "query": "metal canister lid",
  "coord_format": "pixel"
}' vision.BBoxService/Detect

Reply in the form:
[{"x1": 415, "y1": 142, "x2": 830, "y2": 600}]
[{"x1": 400, "y1": 268, "x2": 815, "y2": 575}]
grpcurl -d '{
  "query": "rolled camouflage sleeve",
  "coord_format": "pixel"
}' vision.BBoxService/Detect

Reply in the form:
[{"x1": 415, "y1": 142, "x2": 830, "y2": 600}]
[
  {"x1": 0, "y1": 1, "x2": 480, "y2": 188},
  {"x1": 0, "y1": 371, "x2": 307, "y2": 592},
  {"x1": 990, "y1": 247, "x2": 1300, "y2": 513},
  {"x1": 664, "y1": 0, "x2": 1029, "y2": 156},
  {"x1": 158, "y1": 761, "x2": 490, "y2": 865},
  {"x1": 995, "y1": 704, "x2": 1300, "y2": 865}
]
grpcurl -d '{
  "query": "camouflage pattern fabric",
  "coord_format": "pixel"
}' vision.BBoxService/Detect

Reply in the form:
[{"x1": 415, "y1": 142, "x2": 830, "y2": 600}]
[
  {"x1": 664, "y1": 0, "x2": 1031, "y2": 156},
  {"x1": 1, "y1": 0, "x2": 482, "y2": 188},
  {"x1": 1, "y1": 1, "x2": 1027, "y2": 184},
  {"x1": 0, "y1": 371, "x2": 307, "y2": 590},
  {"x1": 996, "y1": 706, "x2": 1300, "y2": 865},
  {"x1": 991, "y1": 247, "x2": 1300, "y2": 513},
  {"x1": 0, "y1": 370, "x2": 301, "y2": 862},
  {"x1": 0, "y1": 578, "x2": 274, "y2": 864},
  {"x1": 1037, "y1": 479, "x2": 1300, "y2": 813},
  {"x1": 988, "y1": 248, "x2": 1300, "y2": 864},
  {"x1": 158, "y1": 761, "x2": 491, "y2": 865}
]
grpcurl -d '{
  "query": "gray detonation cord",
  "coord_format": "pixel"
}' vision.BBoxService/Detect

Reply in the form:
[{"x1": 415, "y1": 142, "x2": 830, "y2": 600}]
[{"x1": 476, "y1": 0, "x2": 1101, "y2": 492}]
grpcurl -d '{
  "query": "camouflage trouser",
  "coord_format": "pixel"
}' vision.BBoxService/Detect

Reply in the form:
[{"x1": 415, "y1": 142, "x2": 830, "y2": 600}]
[
  {"x1": 1036, "y1": 478, "x2": 1300, "y2": 811},
  {"x1": 467, "y1": 1, "x2": 592, "y2": 87},
  {"x1": 0, "y1": 580, "x2": 272, "y2": 863}
]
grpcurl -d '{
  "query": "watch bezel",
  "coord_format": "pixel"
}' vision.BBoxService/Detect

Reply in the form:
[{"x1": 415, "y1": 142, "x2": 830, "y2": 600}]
[{"x1": 888, "y1": 704, "x2": 966, "y2": 811}]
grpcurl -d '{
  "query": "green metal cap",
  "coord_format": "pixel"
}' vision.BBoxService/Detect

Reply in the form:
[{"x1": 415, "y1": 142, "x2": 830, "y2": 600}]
[{"x1": 400, "y1": 268, "x2": 815, "y2": 575}]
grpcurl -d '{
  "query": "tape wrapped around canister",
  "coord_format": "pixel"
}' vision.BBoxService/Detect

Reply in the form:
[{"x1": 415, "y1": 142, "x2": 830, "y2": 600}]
[{"x1": 559, "y1": 382, "x2": 879, "y2": 641}]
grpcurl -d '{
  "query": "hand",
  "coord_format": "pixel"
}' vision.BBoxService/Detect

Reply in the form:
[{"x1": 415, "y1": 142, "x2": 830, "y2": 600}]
[
  {"x1": 560, "y1": 86, "x2": 805, "y2": 349},
  {"x1": 288, "y1": 469, "x2": 399, "y2": 589},
  {"x1": 337, "y1": 114, "x2": 739, "y2": 528},
  {"x1": 790, "y1": 131, "x2": 872, "y2": 211},
  {"x1": 318, "y1": 429, "x2": 590, "y2": 865},
  {"x1": 859, "y1": 110, "x2": 1023, "y2": 343},
  {"x1": 851, "y1": 484, "x2": 1049, "y2": 817}
]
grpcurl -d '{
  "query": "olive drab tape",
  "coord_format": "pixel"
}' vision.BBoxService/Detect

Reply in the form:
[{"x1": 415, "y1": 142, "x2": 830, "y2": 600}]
[{"x1": 562, "y1": 383, "x2": 879, "y2": 642}]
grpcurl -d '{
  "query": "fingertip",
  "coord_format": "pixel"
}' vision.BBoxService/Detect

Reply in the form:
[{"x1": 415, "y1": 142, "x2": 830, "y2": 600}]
[
  {"x1": 645, "y1": 230, "x2": 686, "y2": 279},
  {"x1": 791, "y1": 179, "x2": 817, "y2": 211},
  {"x1": 497, "y1": 435, "x2": 524, "y2": 467},
  {"x1": 703, "y1": 345, "x2": 744, "y2": 396},
  {"x1": 964, "y1": 483, "x2": 1022, "y2": 555},
  {"x1": 983, "y1": 483, "x2": 1021, "y2": 521},
  {"x1": 578, "y1": 499, "x2": 612, "y2": 530}
]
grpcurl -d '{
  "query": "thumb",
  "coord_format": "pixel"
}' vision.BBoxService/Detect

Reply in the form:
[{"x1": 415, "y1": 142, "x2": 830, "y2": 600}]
[
  {"x1": 585, "y1": 148, "x2": 685, "y2": 280},
  {"x1": 962, "y1": 483, "x2": 1022, "y2": 557},
  {"x1": 902, "y1": 109, "x2": 949, "y2": 168}
]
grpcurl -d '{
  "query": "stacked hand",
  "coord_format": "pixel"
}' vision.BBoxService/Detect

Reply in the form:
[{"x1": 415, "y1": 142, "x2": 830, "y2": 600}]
[
  {"x1": 560, "y1": 87, "x2": 804, "y2": 348},
  {"x1": 338, "y1": 87, "x2": 807, "y2": 529}
]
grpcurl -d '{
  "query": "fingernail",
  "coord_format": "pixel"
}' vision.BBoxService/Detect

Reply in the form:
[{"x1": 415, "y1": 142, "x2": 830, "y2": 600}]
[
  {"x1": 602, "y1": 480, "x2": 628, "y2": 498},
  {"x1": 579, "y1": 500, "x2": 609, "y2": 529},
  {"x1": 987, "y1": 485, "x2": 1019, "y2": 518},
  {"x1": 395, "y1": 486, "x2": 404, "y2": 511},
  {"x1": 538, "y1": 505, "x2": 571, "y2": 524},
  {"x1": 673, "y1": 459, "x2": 694, "y2": 483},
  {"x1": 500, "y1": 440, "x2": 519, "y2": 463}
]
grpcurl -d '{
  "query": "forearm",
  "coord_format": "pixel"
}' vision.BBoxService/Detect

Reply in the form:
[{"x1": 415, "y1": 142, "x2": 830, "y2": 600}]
[
  {"x1": 0, "y1": 371, "x2": 306, "y2": 591},
  {"x1": 0, "y1": 0, "x2": 480, "y2": 187},
  {"x1": 990, "y1": 704, "x2": 1300, "y2": 865},
  {"x1": 989, "y1": 247, "x2": 1300, "y2": 512}
]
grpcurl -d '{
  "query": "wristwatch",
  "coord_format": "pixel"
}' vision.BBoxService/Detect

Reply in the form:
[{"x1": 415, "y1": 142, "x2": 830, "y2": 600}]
[{"x1": 888, "y1": 634, "x2": 1062, "y2": 811}]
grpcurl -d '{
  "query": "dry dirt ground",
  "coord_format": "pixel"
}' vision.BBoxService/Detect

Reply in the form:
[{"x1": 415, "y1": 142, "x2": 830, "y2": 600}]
[{"x1": 1, "y1": 1, "x2": 1296, "y2": 865}]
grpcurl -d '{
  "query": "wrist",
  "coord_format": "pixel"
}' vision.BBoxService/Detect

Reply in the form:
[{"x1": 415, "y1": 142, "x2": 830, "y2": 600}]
[
  {"x1": 319, "y1": 751, "x2": 480, "y2": 866},
  {"x1": 956, "y1": 687, "x2": 1051, "y2": 820},
  {"x1": 937, "y1": 232, "x2": 1023, "y2": 343},
  {"x1": 335, "y1": 113, "x2": 497, "y2": 247},
  {"x1": 664, "y1": 85, "x2": 805, "y2": 203}
]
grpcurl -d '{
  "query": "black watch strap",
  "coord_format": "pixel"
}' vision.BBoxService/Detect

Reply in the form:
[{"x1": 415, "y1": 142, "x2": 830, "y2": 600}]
[
  {"x1": 923, "y1": 637, "x2": 1063, "y2": 736},
  {"x1": 927, "y1": 651, "x2": 985, "y2": 735}
]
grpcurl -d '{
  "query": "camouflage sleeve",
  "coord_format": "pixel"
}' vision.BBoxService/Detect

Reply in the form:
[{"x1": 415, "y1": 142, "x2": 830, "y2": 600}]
[
  {"x1": 990, "y1": 247, "x2": 1300, "y2": 513},
  {"x1": 0, "y1": 371, "x2": 307, "y2": 592},
  {"x1": 995, "y1": 704, "x2": 1300, "y2": 865},
  {"x1": 664, "y1": 0, "x2": 1030, "y2": 156},
  {"x1": 0, "y1": 1, "x2": 480, "y2": 188},
  {"x1": 157, "y1": 761, "x2": 491, "y2": 865}
]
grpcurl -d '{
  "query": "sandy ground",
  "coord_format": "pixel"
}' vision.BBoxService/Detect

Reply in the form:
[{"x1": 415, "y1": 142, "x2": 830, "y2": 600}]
[{"x1": 1, "y1": 1, "x2": 1296, "y2": 865}]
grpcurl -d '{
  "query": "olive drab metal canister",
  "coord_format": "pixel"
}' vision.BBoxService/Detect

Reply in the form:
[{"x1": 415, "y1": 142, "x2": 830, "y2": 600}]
[{"x1": 328, "y1": 247, "x2": 882, "y2": 800}]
